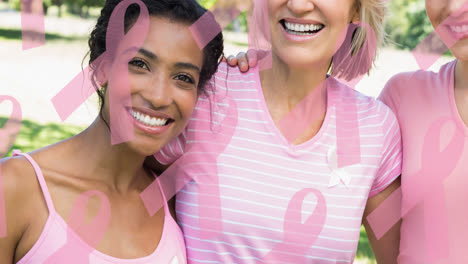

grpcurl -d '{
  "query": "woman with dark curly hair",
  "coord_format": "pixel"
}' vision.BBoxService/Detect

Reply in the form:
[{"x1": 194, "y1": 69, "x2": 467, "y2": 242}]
[{"x1": 0, "y1": 0, "x2": 223, "y2": 263}]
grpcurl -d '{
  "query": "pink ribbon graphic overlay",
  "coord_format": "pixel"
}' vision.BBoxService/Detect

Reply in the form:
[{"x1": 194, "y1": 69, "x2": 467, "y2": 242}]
[
  {"x1": 368, "y1": 117, "x2": 465, "y2": 262},
  {"x1": 20, "y1": 0, "x2": 45, "y2": 50},
  {"x1": 141, "y1": 94, "x2": 238, "y2": 239},
  {"x1": 44, "y1": 190, "x2": 111, "y2": 264},
  {"x1": 52, "y1": 0, "x2": 150, "y2": 145},
  {"x1": 258, "y1": 188, "x2": 327, "y2": 263}
]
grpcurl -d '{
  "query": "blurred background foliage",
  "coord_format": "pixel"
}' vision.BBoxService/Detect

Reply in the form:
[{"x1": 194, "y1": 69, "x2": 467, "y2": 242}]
[
  {"x1": 6, "y1": 0, "x2": 435, "y2": 51},
  {"x1": 385, "y1": 0, "x2": 434, "y2": 50},
  {"x1": 9, "y1": 0, "x2": 105, "y2": 18}
]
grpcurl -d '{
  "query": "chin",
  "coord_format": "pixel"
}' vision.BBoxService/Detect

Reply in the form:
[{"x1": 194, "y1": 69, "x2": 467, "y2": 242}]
[
  {"x1": 275, "y1": 48, "x2": 330, "y2": 69},
  {"x1": 451, "y1": 47, "x2": 468, "y2": 62},
  {"x1": 125, "y1": 138, "x2": 166, "y2": 157}
]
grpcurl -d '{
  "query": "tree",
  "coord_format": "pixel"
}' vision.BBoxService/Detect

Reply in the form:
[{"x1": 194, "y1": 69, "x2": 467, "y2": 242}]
[
  {"x1": 64, "y1": 0, "x2": 105, "y2": 18},
  {"x1": 197, "y1": 0, "x2": 248, "y2": 32},
  {"x1": 385, "y1": 0, "x2": 433, "y2": 50}
]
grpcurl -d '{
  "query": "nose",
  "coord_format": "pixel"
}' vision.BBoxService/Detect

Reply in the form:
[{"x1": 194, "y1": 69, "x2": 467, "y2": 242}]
[
  {"x1": 143, "y1": 75, "x2": 173, "y2": 110},
  {"x1": 287, "y1": 0, "x2": 315, "y2": 15}
]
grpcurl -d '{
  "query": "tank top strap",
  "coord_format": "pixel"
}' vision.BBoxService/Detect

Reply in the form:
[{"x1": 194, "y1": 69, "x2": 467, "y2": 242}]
[{"x1": 12, "y1": 150, "x2": 56, "y2": 213}]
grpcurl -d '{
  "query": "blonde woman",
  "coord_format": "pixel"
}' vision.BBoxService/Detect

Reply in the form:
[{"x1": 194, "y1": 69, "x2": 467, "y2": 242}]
[{"x1": 154, "y1": 0, "x2": 401, "y2": 263}]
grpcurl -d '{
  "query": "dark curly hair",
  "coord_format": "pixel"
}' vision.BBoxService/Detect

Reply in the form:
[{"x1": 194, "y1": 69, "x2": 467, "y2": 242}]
[{"x1": 87, "y1": 0, "x2": 224, "y2": 121}]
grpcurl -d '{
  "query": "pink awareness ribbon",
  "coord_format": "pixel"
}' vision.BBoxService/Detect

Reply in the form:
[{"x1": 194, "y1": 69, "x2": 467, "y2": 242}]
[
  {"x1": 141, "y1": 93, "x2": 239, "y2": 239},
  {"x1": 368, "y1": 2, "x2": 468, "y2": 261},
  {"x1": 258, "y1": 188, "x2": 327, "y2": 263},
  {"x1": 43, "y1": 190, "x2": 111, "y2": 264},
  {"x1": 20, "y1": 0, "x2": 45, "y2": 50},
  {"x1": 52, "y1": 0, "x2": 150, "y2": 145},
  {"x1": 368, "y1": 117, "x2": 465, "y2": 262}
]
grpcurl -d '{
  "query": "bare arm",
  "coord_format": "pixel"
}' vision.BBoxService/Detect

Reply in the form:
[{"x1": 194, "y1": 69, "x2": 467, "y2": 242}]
[{"x1": 363, "y1": 176, "x2": 401, "y2": 264}]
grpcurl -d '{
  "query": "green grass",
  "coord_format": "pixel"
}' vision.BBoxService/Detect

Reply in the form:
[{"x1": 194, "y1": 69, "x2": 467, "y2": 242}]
[
  {"x1": 357, "y1": 226, "x2": 376, "y2": 263},
  {"x1": 0, "y1": 116, "x2": 84, "y2": 157},
  {"x1": 0, "y1": 28, "x2": 87, "y2": 42}
]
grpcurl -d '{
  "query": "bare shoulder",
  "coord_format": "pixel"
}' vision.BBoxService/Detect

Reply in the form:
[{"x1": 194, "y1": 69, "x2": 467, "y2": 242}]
[
  {"x1": 0, "y1": 155, "x2": 44, "y2": 261},
  {"x1": 0, "y1": 155, "x2": 42, "y2": 226},
  {"x1": 1, "y1": 154, "x2": 40, "y2": 195}
]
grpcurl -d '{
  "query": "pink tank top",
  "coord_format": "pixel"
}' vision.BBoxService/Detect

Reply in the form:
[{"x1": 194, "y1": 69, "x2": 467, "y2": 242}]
[{"x1": 13, "y1": 150, "x2": 187, "y2": 264}]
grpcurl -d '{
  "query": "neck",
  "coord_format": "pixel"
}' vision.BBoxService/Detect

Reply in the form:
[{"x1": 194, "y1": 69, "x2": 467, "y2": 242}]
[
  {"x1": 70, "y1": 117, "x2": 148, "y2": 192},
  {"x1": 455, "y1": 59, "x2": 468, "y2": 90},
  {"x1": 259, "y1": 53, "x2": 329, "y2": 111}
]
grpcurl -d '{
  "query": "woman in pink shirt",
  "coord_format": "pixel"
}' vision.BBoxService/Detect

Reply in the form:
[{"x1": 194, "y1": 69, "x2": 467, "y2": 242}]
[
  {"x1": 153, "y1": 0, "x2": 402, "y2": 263},
  {"x1": 0, "y1": 0, "x2": 223, "y2": 263},
  {"x1": 379, "y1": 0, "x2": 468, "y2": 262},
  {"x1": 236, "y1": 0, "x2": 468, "y2": 262}
]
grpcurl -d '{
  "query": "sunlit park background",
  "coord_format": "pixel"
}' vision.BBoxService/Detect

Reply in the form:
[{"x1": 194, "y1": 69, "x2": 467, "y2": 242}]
[{"x1": 0, "y1": 0, "x2": 456, "y2": 263}]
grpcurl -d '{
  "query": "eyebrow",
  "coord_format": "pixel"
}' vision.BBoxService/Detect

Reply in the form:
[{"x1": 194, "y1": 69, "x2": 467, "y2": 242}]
[
  {"x1": 138, "y1": 48, "x2": 157, "y2": 60},
  {"x1": 122, "y1": 47, "x2": 157, "y2": 60},
  {"x1": 175, "y1": 62, "x2": 201, "y2": 74}
]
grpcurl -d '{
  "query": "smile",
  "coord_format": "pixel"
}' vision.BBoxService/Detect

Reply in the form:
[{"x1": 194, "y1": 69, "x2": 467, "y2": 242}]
[
  {"x1": 449, "y1": 24, "x2": 468, "y2": 33},
  {"x1": 130, "y1": 109, "x2": 170, "y2": 127},
  {"x1": 281, "y1": 19, "x2": 325, "y2": 36},
  {"x1": 126, "y1": 107, "x2": 175, "y2": 135}
]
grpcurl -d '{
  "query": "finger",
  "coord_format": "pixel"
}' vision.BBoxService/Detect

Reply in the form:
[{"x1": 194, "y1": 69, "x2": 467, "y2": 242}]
[
  {"x1": 247, "y1": 49, "x2": 258, "y2": 68},
  {"x1": 227, "y1": 55, "x2": 238, "y2": 66},
  {"x1": 236, "y1": 52, "x2": 246, "y2": 62},
  {"x1": 236, "y1": 52, "x2": 249, "y2": 72}
]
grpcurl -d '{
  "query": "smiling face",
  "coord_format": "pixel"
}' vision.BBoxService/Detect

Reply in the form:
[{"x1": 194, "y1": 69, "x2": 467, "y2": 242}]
[
  {"x1": 426, "y1": 0, "x2": 468, "y2": 61},
  {"x1": 102, "y1": 16, "x2": 203, "y2": 156},
  {"x1": 267, "y1": 0, "x2": 359, "y2": 69}
]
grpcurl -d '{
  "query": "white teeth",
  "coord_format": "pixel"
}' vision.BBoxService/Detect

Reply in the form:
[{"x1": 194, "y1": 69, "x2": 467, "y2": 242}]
[
  {"x1": 284, "y1": 21, "x2": 324, "y2": 34},
  {"x1": 155, "y1": 118, "x2": 165, "y2": 126},
  {"x1": 144, "y1": 115, "x2": 150, "y2": 124},
  {"x1": 130, "y1": 109, "x2": 169, "y2": 127},
  {"x1": 450, "y1": 24, "x2": 468, "y2": 33},
  {"x1": 150, "y1": 117, "x2": 156, "y2": 126}
]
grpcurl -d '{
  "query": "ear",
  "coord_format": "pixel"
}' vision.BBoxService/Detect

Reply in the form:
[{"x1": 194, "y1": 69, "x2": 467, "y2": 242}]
[
  {"x1": 351, "y1": 14, "x2": 360, "y2": 23},
  {"x1": 350, "y1": 3, "x2": 361, "y2": 23},
  {"x1": 94, "y1": 58, "x2": 111, "y2": 87}
]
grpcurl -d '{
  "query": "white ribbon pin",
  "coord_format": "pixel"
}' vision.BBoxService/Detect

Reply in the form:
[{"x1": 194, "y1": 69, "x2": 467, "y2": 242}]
[
  {"x1": 327, "y1": 146, "x2": 352, "y2": 188},
  {"x1": 170, "y1": 256, "x2": 179, "y2": 264}
]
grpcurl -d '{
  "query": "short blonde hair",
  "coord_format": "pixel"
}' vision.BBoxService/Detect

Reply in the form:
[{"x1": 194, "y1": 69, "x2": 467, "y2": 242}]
[{"x1": 331, "y1": 0, "x2": 387, "y2": 81}]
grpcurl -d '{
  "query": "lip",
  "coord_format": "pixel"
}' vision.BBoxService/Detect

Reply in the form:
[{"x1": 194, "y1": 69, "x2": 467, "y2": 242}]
[
  {"x1": 130, "y1": 106, "x2": 174, "y2": 120},
  {"x1": 442, "y1": 23, "x2": 468, "y2": 41},
  {"x1": 279, "y1": 20, "x2": 325, "y2": 42},
  {"x1": 282, "y1": 17, "x2": 324, "y2": 25},
  {"x1": 126, "y1": 106, "x2": 174, "y2": 135}
]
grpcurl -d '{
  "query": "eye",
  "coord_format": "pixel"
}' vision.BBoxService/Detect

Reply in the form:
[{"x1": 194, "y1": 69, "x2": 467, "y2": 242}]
[
  {"x1": 128, "y1": 58, "x2": 149, "y2": 70},
  {"x1": 174, "y1": 74, "x2": 195, "y2": 84}
]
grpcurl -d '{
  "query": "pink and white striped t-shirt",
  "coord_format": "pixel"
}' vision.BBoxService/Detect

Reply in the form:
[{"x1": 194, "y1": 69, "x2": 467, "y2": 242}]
[{"x1": 155, "y1": 63, "x2": 402, "y2": 263}]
